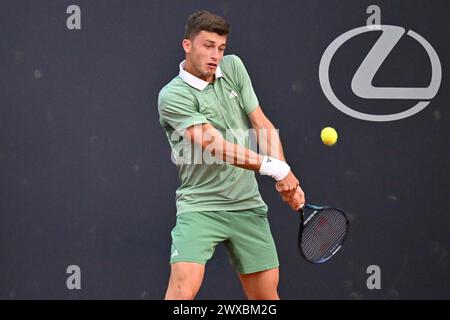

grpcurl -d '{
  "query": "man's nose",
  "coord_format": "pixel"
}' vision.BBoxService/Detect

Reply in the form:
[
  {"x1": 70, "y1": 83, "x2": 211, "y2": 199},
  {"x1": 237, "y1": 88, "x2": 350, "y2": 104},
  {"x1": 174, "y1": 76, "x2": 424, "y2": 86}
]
[{"x1": 210, "y1": 49, "x2": 220, "y2": 61}]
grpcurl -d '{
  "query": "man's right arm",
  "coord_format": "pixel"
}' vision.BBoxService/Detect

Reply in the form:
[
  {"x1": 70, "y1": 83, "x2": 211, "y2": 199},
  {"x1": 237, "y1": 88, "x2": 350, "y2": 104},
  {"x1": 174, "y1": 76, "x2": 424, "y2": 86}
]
[
  {"x1": 159, "y1": 89, "x2": 264, "y2": 171},
  {"x1": 184, "y1": 123, "x2": 291, "y2": 181},
  {"x1": 185, "y1": 123, "x2": 263, "y2": 171}
]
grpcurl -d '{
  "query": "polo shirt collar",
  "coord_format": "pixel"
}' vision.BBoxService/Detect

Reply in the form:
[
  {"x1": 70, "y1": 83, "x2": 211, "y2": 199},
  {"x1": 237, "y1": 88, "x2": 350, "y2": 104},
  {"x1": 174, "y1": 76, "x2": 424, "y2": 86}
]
[{"x1": 179, "y1": 60, "x2": 224, "y2": 91}]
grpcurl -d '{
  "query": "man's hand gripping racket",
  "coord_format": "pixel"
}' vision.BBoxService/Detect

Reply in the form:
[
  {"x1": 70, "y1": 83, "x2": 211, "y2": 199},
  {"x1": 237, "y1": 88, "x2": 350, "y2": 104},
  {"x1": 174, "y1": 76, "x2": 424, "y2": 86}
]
[{"x1": 274, "y1": 168, "x2": 349, "y2": 264}]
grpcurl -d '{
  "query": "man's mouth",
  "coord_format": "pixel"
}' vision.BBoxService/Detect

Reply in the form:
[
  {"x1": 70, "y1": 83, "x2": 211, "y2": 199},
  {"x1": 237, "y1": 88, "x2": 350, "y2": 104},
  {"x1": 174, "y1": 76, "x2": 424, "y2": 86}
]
[{"x1": 207, "y1": 63, "x2": 217, "y2": 68}]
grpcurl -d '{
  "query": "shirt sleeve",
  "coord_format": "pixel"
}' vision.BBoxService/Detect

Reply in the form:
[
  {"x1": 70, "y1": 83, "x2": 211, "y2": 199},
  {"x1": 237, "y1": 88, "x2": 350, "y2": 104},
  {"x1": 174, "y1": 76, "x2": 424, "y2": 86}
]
[
  {"x1": 231, "y1": 55, "x2": 259, "y2": 114},
  {"x1": 158, "y1": 88, "x2": 209, "y2": 132}
]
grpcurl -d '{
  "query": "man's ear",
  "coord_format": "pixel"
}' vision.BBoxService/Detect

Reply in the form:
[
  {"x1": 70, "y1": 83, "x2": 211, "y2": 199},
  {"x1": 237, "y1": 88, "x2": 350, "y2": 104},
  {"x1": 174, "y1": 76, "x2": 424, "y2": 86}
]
[{"x1": 182, "y1": 39, "x2": 191, "y2": 54}]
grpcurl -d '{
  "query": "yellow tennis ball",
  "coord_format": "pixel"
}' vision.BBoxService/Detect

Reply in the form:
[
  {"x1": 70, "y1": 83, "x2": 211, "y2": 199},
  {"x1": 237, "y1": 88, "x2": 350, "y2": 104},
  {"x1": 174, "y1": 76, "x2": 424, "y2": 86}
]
[{"x1": 321, "y1": 127, "x2": 338, "y2": 146}]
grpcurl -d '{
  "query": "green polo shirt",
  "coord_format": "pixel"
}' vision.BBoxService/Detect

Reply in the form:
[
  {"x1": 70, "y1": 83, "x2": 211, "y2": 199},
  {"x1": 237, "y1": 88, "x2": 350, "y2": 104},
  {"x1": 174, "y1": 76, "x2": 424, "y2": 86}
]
[{"x1": 158, "y1": 55, "x2": 267, "y2": 215}]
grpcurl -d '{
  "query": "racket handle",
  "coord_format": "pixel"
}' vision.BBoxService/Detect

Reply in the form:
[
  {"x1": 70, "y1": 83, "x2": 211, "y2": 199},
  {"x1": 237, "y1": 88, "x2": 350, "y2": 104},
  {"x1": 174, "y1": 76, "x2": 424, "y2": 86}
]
[{"x1": 304, "y1": 204, "x2": 323, "y2": 210}]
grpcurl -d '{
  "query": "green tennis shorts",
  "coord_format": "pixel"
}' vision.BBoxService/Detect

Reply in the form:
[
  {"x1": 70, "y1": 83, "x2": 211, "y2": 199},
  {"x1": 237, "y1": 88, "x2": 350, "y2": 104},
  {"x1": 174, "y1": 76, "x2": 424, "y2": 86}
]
[{"x1": 169, "y1": 206, "x2": 279, "y2": 274}]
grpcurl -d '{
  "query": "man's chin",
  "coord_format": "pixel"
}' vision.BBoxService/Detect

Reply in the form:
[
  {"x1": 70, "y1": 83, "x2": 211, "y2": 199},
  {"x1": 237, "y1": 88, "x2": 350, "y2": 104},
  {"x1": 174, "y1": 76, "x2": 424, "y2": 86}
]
[
  {"x1": 205, "y1": 66, "x2": 217, "y2": 73},
  {"x1": 201, "y1": 70, "x2": 214, "y2": 79}
]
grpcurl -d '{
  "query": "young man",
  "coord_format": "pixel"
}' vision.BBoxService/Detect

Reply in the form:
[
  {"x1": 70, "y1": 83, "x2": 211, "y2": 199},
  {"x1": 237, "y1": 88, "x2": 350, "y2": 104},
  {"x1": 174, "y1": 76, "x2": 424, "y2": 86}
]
[{"x1": 158, "y1": 10, "x2": 305, "y2": 300}]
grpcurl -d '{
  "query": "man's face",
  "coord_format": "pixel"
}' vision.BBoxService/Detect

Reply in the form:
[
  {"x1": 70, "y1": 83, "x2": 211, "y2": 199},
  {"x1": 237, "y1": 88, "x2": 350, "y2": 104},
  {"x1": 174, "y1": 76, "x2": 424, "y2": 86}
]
[{"x1": 183, "y1": 31, "x2": 227, "y2": 81}]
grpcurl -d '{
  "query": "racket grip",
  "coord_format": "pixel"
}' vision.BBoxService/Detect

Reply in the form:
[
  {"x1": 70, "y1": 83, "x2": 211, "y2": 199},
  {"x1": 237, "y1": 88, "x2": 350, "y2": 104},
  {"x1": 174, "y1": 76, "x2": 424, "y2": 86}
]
[{"x1": 304, "y1": 204, "x2": 322, "y2": 210}]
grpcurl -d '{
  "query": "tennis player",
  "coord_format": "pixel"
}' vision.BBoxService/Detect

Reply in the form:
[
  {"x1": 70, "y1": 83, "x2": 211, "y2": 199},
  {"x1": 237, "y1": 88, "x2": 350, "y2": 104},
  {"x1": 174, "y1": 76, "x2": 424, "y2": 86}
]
[{"x1": 158, "y1": 10, "x2": 305, "y2": 300}]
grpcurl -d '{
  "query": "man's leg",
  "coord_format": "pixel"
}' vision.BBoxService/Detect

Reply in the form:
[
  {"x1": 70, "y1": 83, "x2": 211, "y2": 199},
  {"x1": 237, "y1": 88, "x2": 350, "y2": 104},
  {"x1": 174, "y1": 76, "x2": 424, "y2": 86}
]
[
  {"x1": 238, "y1": 267, "x2": 280, "y2": 300},
  {"x1": 165, "y1": 262, "x2": 205, "y2": 300}
]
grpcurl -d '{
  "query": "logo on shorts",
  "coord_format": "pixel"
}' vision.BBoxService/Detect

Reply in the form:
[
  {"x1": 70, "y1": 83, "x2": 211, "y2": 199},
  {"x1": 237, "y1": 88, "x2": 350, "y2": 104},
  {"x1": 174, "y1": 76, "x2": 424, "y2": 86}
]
[{"x1": 171, "y1": 249, "x2": 179, "y2": 258}]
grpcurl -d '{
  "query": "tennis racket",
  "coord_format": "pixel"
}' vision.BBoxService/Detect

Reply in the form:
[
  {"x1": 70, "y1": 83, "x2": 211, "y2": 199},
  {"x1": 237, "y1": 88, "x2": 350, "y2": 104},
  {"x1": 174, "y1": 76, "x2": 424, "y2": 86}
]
[{"x1": 298, "y1": 204, "x2": 349, "y2": 264}]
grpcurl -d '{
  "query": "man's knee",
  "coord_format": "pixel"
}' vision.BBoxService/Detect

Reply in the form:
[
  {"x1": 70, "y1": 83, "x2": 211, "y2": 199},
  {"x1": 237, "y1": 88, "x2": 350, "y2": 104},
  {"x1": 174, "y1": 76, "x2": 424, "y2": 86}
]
[
  {"x1": 166, "y1": 282, "x2": 197, "y2": 300},
  {"x1": 165, "y1": 262, "x2": 205, "y2": 300},
  {"x1": 247, "y1": 290, "x2": 280, "y2": 300},
  {"x1": 239, "y1": 268, "x2": 280, "y2": 300}
]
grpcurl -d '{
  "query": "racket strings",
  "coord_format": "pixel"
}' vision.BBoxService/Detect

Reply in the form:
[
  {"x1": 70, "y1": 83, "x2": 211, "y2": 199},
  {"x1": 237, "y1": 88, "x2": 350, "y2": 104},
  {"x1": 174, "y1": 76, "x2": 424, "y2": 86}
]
[{"x1": 300, "y1": 209, "x2": 347, "y2": 263}]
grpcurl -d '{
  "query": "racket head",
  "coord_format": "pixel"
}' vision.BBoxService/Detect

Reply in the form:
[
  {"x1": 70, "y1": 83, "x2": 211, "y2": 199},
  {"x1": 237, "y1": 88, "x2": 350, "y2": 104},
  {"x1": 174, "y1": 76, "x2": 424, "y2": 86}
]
[{"x1": 298, "y1": 204, "x2": 349, "y2": 264}]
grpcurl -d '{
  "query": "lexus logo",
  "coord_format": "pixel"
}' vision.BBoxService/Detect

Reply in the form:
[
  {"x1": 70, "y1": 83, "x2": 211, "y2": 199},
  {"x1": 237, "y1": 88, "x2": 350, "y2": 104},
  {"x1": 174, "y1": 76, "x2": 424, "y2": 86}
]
[{"x1": 319, "y1": 25, "x2": 442, "y2": 122}]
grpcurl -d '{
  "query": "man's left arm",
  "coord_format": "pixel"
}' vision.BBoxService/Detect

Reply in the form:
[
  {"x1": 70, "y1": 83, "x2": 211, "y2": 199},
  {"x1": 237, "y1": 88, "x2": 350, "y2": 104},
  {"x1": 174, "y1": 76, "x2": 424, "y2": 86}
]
[{"x1": 248, "y1": 106, "x2": 305, "y2": 210}]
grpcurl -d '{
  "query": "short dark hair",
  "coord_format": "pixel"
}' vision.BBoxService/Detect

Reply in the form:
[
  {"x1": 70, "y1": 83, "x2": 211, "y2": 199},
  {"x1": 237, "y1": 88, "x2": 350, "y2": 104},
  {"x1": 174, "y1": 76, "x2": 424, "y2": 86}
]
[{"x1": 184, "y1": 10, "x2": 230, "y2": 40}]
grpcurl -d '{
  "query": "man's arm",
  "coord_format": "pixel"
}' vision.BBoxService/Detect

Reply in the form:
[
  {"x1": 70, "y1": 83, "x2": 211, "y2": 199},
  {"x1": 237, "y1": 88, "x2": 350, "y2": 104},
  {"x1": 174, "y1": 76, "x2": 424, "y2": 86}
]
[
  {"x1": 185, "y1": 123, "x2": 264, "y2": 171},
  {"x1": 248, "y1": 106, "x2": 286, "y2": 161},
  {"x1": 183, "y1": 110, "x2": 305, "y2": 210},
  {"x1": 248, "y1": 106, "x2": 305, "y2": 209},
  {"x1": 184, "y1": 123, "x2": 290, "y2": 181}
]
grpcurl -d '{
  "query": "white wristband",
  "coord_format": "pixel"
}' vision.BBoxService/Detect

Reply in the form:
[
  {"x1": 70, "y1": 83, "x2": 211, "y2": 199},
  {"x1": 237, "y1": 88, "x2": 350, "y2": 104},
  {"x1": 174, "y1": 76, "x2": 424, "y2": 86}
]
[{"x1": 259, "y1": 155, "x2": 291, "y2": 181}]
